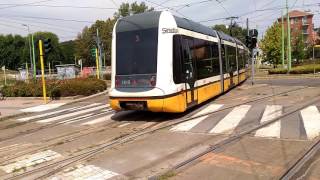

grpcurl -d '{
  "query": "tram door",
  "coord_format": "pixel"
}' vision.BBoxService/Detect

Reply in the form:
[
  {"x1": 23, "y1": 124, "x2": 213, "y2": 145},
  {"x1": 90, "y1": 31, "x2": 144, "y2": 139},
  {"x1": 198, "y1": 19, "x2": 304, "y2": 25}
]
[{"x1": 181, "y1": 38, "x2": 197, "y2": 107}]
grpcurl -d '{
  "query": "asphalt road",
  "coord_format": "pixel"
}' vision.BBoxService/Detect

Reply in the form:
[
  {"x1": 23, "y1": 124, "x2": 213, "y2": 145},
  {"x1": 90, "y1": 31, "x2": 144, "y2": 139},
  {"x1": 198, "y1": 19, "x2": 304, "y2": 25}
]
[{"x1": 0, "y1": 77, "x2": 319, "y2": 179}]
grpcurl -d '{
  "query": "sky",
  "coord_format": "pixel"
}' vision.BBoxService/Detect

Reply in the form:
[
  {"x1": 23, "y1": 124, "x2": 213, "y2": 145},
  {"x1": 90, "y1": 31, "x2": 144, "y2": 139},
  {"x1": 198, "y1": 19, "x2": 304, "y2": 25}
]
[{"x1": 0, "y1": 0, "x2": 319, "y2": 42}]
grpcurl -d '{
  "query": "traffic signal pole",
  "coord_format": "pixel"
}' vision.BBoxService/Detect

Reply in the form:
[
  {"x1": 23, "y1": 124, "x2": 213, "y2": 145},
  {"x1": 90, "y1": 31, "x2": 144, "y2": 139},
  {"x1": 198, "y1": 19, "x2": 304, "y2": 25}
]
[
  {"x1": 39, "y1": 40, "x2": 47, "y2": 104},
  {"x1": 95, "y1": 48, "x2": 100, "y2": 79}
]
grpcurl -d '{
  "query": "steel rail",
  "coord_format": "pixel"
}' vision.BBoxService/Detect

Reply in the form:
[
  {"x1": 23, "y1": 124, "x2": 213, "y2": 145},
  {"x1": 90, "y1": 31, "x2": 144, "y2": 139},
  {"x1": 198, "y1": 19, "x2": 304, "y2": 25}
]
[
  {"x1": 4, "y1": 86, "x2": 311, "y2": 179},
  {"x1": 152, "y1": 96, "x2": 320, "y2": 179}
]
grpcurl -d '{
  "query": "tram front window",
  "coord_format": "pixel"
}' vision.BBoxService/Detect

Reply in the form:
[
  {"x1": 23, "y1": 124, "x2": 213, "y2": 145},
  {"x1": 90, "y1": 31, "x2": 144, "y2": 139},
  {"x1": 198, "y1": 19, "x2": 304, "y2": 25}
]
[{"x1": 116, "y1": 28, "x2": 158, "y2": 75}]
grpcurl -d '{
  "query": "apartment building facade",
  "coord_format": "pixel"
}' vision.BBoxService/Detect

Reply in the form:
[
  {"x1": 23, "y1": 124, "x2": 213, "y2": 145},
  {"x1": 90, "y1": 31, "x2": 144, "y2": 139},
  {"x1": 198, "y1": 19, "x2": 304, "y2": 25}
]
[{"x1": 278, "y1": 10, "x2": 316, "y2": 46}]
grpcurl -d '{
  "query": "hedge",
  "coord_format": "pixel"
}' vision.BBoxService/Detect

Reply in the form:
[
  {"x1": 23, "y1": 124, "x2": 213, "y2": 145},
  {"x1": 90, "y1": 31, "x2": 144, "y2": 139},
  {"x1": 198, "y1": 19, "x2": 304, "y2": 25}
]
[
  {"x1": 268, "y1": 64, "x2": 320, "y2": 74},
  {"x1": 1, "y1": 78, "x2": 107, "y2": 98}
]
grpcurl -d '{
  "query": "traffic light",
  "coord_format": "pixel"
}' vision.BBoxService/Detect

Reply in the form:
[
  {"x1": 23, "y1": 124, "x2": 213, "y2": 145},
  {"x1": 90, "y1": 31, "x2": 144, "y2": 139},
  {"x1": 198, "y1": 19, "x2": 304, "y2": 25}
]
[
  {"x1": 246, "y1": 29, "x2": 258, "y2": 49},
  {"x1": 44, "y1": 39, "x2": 52, "y2": 54},
  {"x1": 90, "y1": 48, "x2": 97, "y2": 57}
]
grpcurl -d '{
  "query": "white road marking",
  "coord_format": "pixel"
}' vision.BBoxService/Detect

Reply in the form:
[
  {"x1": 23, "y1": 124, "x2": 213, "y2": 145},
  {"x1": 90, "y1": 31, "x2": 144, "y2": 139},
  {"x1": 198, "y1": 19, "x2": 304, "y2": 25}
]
[
  {"x1": 301, "y1": 106, "x2": 320, "y2": 140},
  {"x1": 209, "y1": 105, "x2": 251, "y2": 134},
  {"x1": 49, "y1": 164, "x2": 119, "y2": 180},
  {"x1": 59, "y1": 113, "x2": 95, "y2": 124},
  {"x1": 0, "y1": 150, "x2": 61, "y2": 173},
  {"x1": 81, "y1": 113, "x2": 114, "y2": 125},
  {"x1": 255, "y1": 105, "x2": 282, "y2": 138},
  {"x1": 17, "y1": 103, "x2": 102, "y2": 122},
  {"x1": 38, "y1": 105, "x2": 108, "y2": 123},
  {"x1": 170, "y1": 104, "x2": 223, "y2": 132},
  {"x1": 20, "y1": 103, "x2": 66, "y2": 113},
  {"x1": 118, "y1": 123, "x2": 131, "y2": 128},
  {"x1": 136, "y1": 122, "x2": 156, "y2": 129}
]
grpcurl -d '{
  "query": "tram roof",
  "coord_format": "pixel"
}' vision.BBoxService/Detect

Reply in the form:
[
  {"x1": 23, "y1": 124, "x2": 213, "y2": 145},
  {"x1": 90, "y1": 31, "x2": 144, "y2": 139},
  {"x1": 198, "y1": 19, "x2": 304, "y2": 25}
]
[
  {"x1": 116, "y1": 11, "x2": 246, "y2": 46},
  {"x1": 116, "y1": 11, "x2": 161, "y2": 32}
]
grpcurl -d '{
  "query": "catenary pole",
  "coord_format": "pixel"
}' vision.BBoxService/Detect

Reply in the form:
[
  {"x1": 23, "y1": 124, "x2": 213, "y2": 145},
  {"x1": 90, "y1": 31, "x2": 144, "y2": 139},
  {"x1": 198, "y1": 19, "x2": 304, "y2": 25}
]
[
  {"x1": 281, "y1": 10, "x2": 285, "y2": 68},
  {"x1": 31, "y1": 33, "x2": 36, "y2": 80},
  {"x1": 286, "y1": 0, "x2": 292, "y2": 70}
]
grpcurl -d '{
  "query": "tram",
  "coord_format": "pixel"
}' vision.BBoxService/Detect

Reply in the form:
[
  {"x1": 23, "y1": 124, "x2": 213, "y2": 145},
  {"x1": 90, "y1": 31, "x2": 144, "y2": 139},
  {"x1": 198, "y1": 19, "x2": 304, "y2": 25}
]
[{"x1": 109, "y1": 11, "x2": 250, "y2": 113}]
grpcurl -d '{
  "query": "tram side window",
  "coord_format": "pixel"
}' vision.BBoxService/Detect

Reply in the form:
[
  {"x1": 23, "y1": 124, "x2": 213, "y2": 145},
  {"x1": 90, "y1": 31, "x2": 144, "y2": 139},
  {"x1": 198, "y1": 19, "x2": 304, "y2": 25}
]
[
  {"x1": 227, "y1": 45, "x2": 237, "y2": 72},
  {"x1": 238, "y1": 48, "x2": 244, "y2": 69},
  {"x1": 222, "y1": 45, "x2": 229, "y2": 73},
  {"x1": 193, "y1": 39, "x2": 212, "y2": 79},
  {"x1": 173, "y1": 35, "x2": 183, "y2": 84},
  {"x1": 211, "y1": 42, "x2": 220, "y2": 75}
]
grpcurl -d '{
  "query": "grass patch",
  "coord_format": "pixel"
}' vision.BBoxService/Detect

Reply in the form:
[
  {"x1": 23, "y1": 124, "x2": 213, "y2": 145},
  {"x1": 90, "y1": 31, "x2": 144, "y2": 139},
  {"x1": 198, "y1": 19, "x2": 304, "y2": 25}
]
[
  {"x1": 268, "y1": 64, "x2": 320, "y2": 74},
  {"x1": 158, "y1": 171, "x2": 176, "y2": 180}
]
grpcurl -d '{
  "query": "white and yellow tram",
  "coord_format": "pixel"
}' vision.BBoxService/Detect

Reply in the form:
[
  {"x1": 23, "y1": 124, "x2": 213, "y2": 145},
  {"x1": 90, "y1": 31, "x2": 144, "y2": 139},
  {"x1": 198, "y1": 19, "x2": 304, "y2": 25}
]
[{"x1": 109, "y1": 11, "x2": 250, "y2": 113}]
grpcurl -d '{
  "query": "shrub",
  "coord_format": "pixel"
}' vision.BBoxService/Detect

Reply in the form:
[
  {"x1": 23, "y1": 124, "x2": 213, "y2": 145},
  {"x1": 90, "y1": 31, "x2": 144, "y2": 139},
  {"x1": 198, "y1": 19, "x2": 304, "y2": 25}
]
[
  {"x1": 268, "y1": 64, "x2": 320, "y2": 74},
  {"x1": 2, "y1": 78, "x2": 107, "y2": 98},
  {"x1": 268, "y1": 68, "x2": 288, "y2": 74},
  {"x1": 290, "y1": 64, "x2": 320, "y2": 74}
]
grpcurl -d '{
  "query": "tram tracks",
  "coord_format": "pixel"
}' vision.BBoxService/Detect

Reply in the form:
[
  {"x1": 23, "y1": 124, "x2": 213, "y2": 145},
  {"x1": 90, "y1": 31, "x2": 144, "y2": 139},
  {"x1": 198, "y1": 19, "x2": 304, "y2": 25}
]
[{"x1": 2, "y1": 86, "x2": 312, "y2": 179}]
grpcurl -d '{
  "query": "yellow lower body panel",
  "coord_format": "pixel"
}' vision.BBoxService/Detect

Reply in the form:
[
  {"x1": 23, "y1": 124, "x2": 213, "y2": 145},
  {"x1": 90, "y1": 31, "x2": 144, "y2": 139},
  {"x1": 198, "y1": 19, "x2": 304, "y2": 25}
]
[{"x1": 110, "y1": 72, "x2": 247, "y2": 113}]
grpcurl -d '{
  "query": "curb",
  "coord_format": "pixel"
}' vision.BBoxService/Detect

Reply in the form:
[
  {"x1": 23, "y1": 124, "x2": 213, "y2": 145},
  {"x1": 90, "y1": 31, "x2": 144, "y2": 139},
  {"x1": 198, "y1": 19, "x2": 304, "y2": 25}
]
[{"x1": 0, "y1": 90, "x2": 109, "y2": 122}]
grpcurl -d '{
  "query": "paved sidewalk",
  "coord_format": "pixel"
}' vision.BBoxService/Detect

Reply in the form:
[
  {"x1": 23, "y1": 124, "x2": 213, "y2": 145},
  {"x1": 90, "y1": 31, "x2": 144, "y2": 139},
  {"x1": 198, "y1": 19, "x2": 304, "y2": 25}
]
[{"x1": 0, "y1": 99, "x2": 72, "y2": 117}]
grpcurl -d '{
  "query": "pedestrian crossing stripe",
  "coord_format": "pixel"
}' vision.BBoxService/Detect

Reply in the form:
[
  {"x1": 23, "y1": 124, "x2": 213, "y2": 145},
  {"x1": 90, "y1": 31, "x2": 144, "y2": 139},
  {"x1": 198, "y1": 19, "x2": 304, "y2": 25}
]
[
  {"x1": 20, "y1": 103, "x2": 66, "y2": 113},
  {"x1": 170, "y1": 104, "x2": 223, "y2": 132},
  {"x1": 17, "y1": 103, "x2": 103, "y2": 122},
  {"x1": 170, "y1": 104, "x2": 320, "y2": 140},
  {"x1": 38, "y1": 104, "x2": 108, "y2": 123},
  {"x1": 300, "y1": 106, "x2": 320, "y2": 140},
  {"x1": 209, "y1": 105, "x2": 251, "y2": 134},
  {"x1": 255, "y1": 105, "x2": 282, "y2": 138}
]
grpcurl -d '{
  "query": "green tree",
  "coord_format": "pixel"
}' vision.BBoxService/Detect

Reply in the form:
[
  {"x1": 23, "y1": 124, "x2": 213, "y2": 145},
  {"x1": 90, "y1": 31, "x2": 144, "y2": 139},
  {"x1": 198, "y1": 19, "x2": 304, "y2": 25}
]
[
  {"x1": 260, "y1": 23, "x2": 282, "y2": 66},
  {"x1": 291, "y1": 31, "x2": 305, "y2": 64},
  {"x1": 0, "y1": 34, "x2": 27, "y2": 70},
  {"x1": 59, "y1": 40, "x2": 76, "y2": 64},
  {"x1": 212, "y1": 23, "x2": 247, "y2": 43},
  {"x1": 114, "y1": 1, "x2": 154, "y2": 18}
]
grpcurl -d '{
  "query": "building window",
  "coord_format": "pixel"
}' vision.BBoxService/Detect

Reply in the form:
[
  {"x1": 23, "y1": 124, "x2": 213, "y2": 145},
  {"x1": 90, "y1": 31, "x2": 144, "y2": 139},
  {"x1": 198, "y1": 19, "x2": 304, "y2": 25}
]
[{"x1": 302, "y1": 16, "x2": 307, "y2": 24}]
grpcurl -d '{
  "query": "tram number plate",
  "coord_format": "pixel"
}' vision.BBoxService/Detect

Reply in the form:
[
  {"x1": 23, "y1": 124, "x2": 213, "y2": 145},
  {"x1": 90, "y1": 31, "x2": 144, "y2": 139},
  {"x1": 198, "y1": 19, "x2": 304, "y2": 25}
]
[{"x1": 125, "y1": 102, "x2": 145, "y2": 110}]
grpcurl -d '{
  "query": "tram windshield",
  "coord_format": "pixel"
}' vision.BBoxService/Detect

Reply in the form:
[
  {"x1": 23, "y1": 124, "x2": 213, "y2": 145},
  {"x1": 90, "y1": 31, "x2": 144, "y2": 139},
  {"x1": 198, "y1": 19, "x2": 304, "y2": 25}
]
[{"x1": 116, "y1": 28, "x2": 158, "y2": 75}]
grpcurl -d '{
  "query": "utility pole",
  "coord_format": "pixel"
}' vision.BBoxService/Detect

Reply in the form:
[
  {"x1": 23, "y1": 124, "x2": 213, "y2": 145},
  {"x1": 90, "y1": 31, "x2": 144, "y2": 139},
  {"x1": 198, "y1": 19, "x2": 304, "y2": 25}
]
[
  {"x1": 2, "y1": 66, "x2": 6, "y2": 86},
  {"x1": 281, "y1": 10, "x2": 285, "y2": 68},
  {"x1": 286, "y1": 0, "x2": 292, "y2": 70},
  {"x1": 31, "y1": 33, "x2": 36, "y2": 80},
  {"x1": 22, "y1": 24, "x2": 33, "y2": 78},
  {"x1": 227, "y1": 16, "x2": 239, "y2": 37}
]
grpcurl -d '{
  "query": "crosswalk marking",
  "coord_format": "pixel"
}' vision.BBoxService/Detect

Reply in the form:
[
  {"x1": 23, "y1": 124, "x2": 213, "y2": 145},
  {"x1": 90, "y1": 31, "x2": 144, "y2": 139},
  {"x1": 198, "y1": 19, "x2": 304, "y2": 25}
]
[
  {"x1": 118, "y1": 123, "x2": 131, "y2": 128},
  {"x1": 17, "y1": 103, "x2": 102, "y2": 122},
  {"x1": 255, "y1": 105, "x2": 282, "y2": 138},
  {"x1": 81, "y1": 113, "x2": 114, "y2": 125},
  {"x1": 49, "y1": 164, "x2": 119, "y2": 180},
  {"x1": 0, "y1": 150, "x2": 61, "y2": 173},
  {"x1": 301, "y1": 106, "x2": 320, "y2": 140},
  {"x1": 38, "y1": 105, "x2": 108, "y2": 123},
  {"x1": 20, "y1": 103, "x2": 66, "y2": 113},
  {"x1": 209, "y1": 105, "x2": 251, "y2": 134},
  {"x1": 59, "y1": 113, "x2": 95, "y2": 124},
  {"x1": 170, "y1": 104, "x2": 223, "y2": 132}
]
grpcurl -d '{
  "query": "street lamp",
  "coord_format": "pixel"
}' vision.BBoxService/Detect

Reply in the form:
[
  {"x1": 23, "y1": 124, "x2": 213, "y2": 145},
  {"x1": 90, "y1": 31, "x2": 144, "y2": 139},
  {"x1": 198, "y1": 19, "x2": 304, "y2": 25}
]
[{"x1": 22, "y1": 24, "x2": 36, "y2": 80}]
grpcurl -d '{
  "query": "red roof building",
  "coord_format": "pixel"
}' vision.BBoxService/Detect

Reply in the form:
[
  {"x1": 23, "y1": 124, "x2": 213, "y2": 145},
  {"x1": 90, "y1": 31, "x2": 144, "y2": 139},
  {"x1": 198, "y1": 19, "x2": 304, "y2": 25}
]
[{"x1": 278, "y1": 10, "x2": 316, "y2": 46}]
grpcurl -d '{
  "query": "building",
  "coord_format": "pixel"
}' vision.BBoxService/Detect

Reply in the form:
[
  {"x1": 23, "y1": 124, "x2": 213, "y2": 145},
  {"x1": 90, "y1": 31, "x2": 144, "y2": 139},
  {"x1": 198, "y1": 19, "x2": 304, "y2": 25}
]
[{"x1": 278, "y1": 10, "x2": 316, "y2": 46}]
